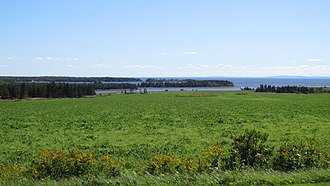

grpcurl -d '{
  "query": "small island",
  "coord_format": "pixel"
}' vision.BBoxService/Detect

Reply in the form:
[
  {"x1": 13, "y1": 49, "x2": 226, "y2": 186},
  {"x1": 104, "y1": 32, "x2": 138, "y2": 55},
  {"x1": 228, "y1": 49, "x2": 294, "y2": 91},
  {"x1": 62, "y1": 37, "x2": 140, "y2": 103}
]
[{"x1": 140, "y1": 78, "x2": 234, "y2": 87}]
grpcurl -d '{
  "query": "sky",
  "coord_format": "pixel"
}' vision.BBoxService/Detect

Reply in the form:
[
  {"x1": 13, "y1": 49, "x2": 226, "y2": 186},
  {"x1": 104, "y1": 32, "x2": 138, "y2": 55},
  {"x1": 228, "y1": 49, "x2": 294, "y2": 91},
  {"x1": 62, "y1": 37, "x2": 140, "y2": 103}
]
[{"x1": 1, "y1": 0, "x2": 330, "y2": 77}]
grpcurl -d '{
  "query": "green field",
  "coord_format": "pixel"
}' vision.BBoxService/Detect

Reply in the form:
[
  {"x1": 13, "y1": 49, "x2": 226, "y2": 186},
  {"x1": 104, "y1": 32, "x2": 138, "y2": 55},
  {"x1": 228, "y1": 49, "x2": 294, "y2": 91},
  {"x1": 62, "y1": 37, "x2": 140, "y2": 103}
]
[{"x1": 0, "y1": 91, "x2": 329, "y2": 185}]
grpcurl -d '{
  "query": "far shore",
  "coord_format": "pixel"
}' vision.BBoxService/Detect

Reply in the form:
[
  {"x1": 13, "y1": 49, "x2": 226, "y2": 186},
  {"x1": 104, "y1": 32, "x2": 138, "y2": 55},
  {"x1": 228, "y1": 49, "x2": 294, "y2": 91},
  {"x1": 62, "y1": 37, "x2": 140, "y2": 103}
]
[{"x1": 95, "y1": 86, "x2": 241, "y2": 94}]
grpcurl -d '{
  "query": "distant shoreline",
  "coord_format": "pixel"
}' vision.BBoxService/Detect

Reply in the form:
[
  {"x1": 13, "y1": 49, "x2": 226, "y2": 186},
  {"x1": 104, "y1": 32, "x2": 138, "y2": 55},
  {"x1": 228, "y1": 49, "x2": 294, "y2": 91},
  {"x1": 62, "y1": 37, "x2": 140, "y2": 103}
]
[
  {"x1": 96, "y1": 86, "x2": 241, "y2": 93},
  {"x1": 1, "y1": 76, "x2": 329, "y2": 87}
]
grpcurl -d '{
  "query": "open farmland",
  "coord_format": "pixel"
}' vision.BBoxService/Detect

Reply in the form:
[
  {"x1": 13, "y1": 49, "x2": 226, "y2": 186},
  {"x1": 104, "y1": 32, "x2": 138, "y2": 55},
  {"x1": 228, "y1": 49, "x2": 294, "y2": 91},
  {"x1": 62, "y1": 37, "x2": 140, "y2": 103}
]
[{"x1": 0, "y1": 91, "x2": 329, "y2": 185}]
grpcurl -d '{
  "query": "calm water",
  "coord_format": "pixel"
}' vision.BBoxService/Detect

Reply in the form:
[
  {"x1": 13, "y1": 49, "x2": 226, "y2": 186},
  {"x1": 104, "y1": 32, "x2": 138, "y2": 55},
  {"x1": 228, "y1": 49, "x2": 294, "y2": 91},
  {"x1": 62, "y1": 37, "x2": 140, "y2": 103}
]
[
  {"x1": 96, "y1": 87, "x2": 240, "y2": 93},
  {"x1": 96, "y1": 77, "x2": 330, "y2": 93},
  {"x1": 217, "y1": 77, "x2": 330, "y2": 88}
]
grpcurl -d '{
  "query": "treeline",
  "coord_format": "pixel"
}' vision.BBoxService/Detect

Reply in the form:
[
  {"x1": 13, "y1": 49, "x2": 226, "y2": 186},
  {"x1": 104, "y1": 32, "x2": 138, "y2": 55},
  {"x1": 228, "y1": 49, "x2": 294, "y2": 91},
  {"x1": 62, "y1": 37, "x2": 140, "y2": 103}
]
[
  {"x1": 93, "y1": 83, "x2": 137, "y2": 90},
  {"x1": 256, "y1": 84, "x2": 330, "y2": 94},
  {"x1": 0, "y1": 76, "x2": 142, "y2": 83},
  {"x1": 141, "y1": 79, "x2": 234, "y2": 87},
  {"x1": 0, "y1": 82, "x2": 95, "y2": 99}
]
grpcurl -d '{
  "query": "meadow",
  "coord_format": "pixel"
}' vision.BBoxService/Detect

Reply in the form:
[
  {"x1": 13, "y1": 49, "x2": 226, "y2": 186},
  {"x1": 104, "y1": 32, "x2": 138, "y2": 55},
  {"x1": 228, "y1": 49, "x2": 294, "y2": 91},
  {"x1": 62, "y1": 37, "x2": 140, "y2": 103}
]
[{"x1": 0, "y1": 91, "x2": 329, "y2": 185}]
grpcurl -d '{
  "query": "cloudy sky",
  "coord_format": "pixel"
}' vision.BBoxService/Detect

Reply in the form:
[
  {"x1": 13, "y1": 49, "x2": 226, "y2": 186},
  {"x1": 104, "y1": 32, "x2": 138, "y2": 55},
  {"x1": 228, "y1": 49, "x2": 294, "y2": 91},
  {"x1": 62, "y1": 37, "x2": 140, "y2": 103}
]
[{"x1": 1, "y1": 0, "x2": 329, "y2": 77}]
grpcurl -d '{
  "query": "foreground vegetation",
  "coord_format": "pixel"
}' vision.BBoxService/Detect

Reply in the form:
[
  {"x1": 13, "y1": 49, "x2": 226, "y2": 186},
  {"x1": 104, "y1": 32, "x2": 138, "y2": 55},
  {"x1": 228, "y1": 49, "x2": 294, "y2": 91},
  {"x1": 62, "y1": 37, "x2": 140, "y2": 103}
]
[{"x1": 0, "y1": 91, "x2": 329, "y2": 185}]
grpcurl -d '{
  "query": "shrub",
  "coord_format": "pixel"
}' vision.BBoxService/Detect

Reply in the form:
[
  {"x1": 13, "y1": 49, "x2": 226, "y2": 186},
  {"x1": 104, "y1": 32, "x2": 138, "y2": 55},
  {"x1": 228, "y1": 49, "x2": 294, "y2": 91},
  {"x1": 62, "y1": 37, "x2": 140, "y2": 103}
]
[
  {"x1": 200, "y1": 145, "x2": 231, "y2": 171},
  {"x1": 31, "y1": 149, "x2": 95, "y2": 178},
  {"x1": 30, "y1": 149, "x2": 125, "y2": 179},
  {"x1": 273, "y1": 142, "x2": 329, "y2": 171},
  {"x1": 230, "y1": 129, "x2": 272, "y2": 168},
  {"x1": 0, "y1": 163, "x2": 27, "y2": 180},
  {"x1": 145, "y1": 153, "x2": 197, "y2": 174},
  {"x1": 98, "y1": 155, "x2": 124, "y2": 177}
]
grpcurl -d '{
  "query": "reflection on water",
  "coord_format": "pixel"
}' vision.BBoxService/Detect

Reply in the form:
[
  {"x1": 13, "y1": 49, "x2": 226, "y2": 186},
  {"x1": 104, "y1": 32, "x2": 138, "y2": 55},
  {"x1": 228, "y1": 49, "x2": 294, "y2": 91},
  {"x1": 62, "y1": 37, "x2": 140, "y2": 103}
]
[{"x1": 96, "y1": 87, "x2": 241, "y2": 93}]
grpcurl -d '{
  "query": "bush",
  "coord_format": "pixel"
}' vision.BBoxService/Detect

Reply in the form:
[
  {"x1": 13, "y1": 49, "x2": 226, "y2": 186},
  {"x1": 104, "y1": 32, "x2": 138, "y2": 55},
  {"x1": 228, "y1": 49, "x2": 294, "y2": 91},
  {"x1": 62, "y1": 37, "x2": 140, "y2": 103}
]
[
  {"x1": 230, "y1": 129, "x2": 272, "y2": 168},
  {"x1": 30, "y1": 149, "x2": 124, "y2": 179},
  {"x1": 145, "y1": 153, "x2": 197, "y2": 174},
  {"x1": 31, "y1": 149, "x2": 95, "y2": 178},
  {"x1": 0, "y1": 163, "x2": 27, "y2": 180},
  {"x1": 273, "y1": 142, "x2": 329, "y2": 171},
  {"x1": 98, "y1": 155, "x2": 124, "y2": 177},
  {"x1": 200, "y1": 145, "x2": 231, "y2": 171},
  {"x1": 1, "y1": 129, "x2": 329, "y2": 181}
]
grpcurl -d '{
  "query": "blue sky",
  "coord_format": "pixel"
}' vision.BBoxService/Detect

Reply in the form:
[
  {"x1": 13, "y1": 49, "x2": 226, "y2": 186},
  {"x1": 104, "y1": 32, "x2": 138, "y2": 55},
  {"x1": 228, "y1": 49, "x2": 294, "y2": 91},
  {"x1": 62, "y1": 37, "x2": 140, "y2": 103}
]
[{"x1": 1, "y1": 0, "x2": 329, "y2": 77}]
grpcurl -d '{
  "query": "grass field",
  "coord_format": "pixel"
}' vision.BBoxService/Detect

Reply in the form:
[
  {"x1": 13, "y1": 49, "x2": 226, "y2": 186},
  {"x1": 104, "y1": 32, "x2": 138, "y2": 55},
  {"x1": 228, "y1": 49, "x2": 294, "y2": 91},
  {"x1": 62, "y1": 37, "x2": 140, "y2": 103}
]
[{"x1": 0, "y1": 91, "x2": 329, "y2": 185}]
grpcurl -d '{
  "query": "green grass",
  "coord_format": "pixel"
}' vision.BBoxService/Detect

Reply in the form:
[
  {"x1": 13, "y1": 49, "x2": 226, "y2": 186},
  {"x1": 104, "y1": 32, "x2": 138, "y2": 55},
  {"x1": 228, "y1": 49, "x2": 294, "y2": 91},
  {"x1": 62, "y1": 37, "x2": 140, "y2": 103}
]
[
  {"x1": 1, "y1": 169, "x2": 330, "y2": 185},
  {"x1": 0, "y1": 91, "x2": 329, "y2": 184}
]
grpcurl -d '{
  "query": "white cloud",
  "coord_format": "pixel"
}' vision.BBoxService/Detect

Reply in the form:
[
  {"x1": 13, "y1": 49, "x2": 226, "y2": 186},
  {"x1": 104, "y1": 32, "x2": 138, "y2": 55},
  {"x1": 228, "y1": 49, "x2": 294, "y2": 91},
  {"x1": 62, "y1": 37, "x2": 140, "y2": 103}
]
[
  {"x1": 305, "y1": 58, "x2": 323, "y2": 62},
  {"x1": 162, "y1": 52, "x2": 168, "y2": 56},
  {"x1": 178, "y1": 64, "x2": 202, "y2": 70},
  {"x1": 64, "y1": 57, "x2": 78, "y2": 61},
  {"x1": 123, "y1": 64, "x2": 164, "y2": 69},
  {"x1": 35, "y1": 57, "x2": 61, "y2": 61},
  {"x1": 0, "y1": 64, "x2": 8, "y2": 68},
  {"x1": 45, "y1": 57, "x2": 60, "y2": 61},
  {"x1": 91, "y1": 64, "x2": 107, "y2": 69},
  {"x1": 6, "y1": 57, "x2": 14, "y2": 60},
  {"x1": 34, "y1": 56, "x2": 79, "y2": 61},
  {"x1": 237, "y1": 66, "x2": 257, "y2": 70},
  {"x1": 216, "y1": 64, "x2": 233, "y2": 68},
  {"x1": 199, "y1": 65, "x2": 210, "y2": 68},
  {"x1": 183, "y1": 51, "x2": 199, "y2": 55},
  {"x1": 183, "y1": 64, "x2": 194, "y2": 67}
]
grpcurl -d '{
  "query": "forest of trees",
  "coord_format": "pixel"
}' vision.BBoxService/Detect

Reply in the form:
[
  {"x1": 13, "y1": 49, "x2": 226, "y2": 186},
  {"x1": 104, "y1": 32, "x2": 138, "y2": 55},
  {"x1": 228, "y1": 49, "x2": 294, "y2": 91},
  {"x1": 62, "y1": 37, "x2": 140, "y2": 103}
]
[
  {"x1": 141, "y1": 79, "x2": 234, "y2": 87},
  {"x1": 0, "y1": 76, "x2": 142, "y2": 83},
  {"x1": 255, "y1": 84, "x2": 329, "y2": 94},
  {"x1": 0, "y1": 82, "x2": 95, "y2": 99}
]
